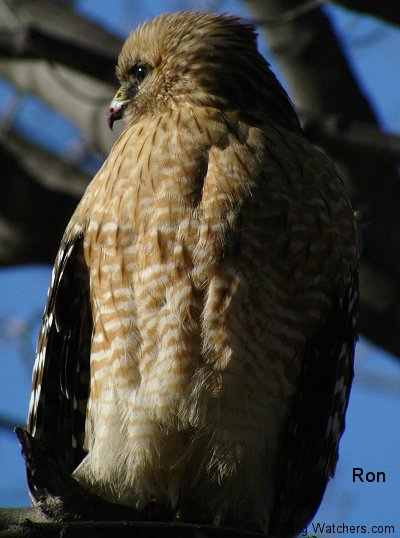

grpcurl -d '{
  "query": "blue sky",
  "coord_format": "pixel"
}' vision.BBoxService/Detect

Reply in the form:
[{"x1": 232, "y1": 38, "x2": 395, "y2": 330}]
[{"x1": 0, "y1": 1, "x2": 399, "y2": 536}]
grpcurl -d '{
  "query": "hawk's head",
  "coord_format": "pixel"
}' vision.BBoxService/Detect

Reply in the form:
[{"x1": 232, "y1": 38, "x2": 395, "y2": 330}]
[{"x1": 108, "y1": 11, "x2": 300, "y2": 132}]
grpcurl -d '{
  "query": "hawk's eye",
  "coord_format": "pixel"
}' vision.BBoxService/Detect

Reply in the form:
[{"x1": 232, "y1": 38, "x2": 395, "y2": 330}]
[{"x1": 128, "y1": 64, "x2": 149, "y2": 84}]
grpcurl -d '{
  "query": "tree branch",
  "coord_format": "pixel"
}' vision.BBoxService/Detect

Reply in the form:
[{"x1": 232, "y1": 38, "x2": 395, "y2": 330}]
[
  {"x1": 0, "y1": 0, "x2": 124, "y2": 155},
  {"x1": 301, "y1": 113, "x2": 400, "y2": 166},
  {"x1": 0, "y1": 24, "x2": 116, "y2": 84},
  {"x1": 3, "y1": 131, "x2": 89, "y2": 197},
  {"x1": 0, "y1": 511, "x2": 270, "y2": 538},
  {"x1": 0, "y1": 59, "x2": 120, "y2": 156},
  {"x1": 0, "y1": 141, "x2": 82, "y2": 265},
  {"x1": 329, "y1": 0, "x2": 400, "y2": 27},
  {"x1": 0, "y1": 413, "x2": 21, "y2": 433},
  {"x1": 0, "y1": 0, "x2": 122, "y2": 55}
]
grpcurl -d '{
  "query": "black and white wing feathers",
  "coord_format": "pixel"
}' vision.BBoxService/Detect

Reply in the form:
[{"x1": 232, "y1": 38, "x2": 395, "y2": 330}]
[
  {"x1": 27, "y1": 233, "x2": 91, "y2": 502},
  {"x1": 270, "y1": 270, "x2": 358, "y2": 537}
]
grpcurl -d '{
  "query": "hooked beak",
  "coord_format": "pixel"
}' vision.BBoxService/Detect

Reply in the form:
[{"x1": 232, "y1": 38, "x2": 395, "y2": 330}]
[{"x1": 107, "y1": 88, "x2": 125, "y2": 130}]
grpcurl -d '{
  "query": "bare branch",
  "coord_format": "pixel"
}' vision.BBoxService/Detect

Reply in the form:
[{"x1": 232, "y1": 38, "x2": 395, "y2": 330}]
[
  {"x1": 3, "y1": 131, "x2": 89, "y2": 197},
  {"x1": 0, "y1": 141, "x2": 82, "y2": 266},
  {"x1": 0, "y1": 0, "x2": 122, "y2": 56},
  {"x1": 0, "y1": 413, "x2": 20, "y2": 432},
  {"x1": 0, "y1": 509, "x2": 271, "y2": 538},
  {"x1": 328, "y1": 0, "x2": 400, "y2": 27},
  {"x1": 0, "y1": 24, "x2": 116, "y2": 84},
  {"x1": 0, "y1": 0, "x2": 125, "y2": 155},
  {"x1": 0, "y1": 59, "x2": 120, "y2": 156},
  {"x1": 244, "y1": 0, "x2": 376, "y2": 120},
  {"x1": 301, "y1": 114, "x2": 400, "y2": 167}
]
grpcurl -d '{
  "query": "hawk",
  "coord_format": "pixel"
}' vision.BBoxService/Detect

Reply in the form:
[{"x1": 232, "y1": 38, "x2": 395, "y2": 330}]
[{"x1": 26, "y1": 11, "x2": 358, "y2": 537}]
